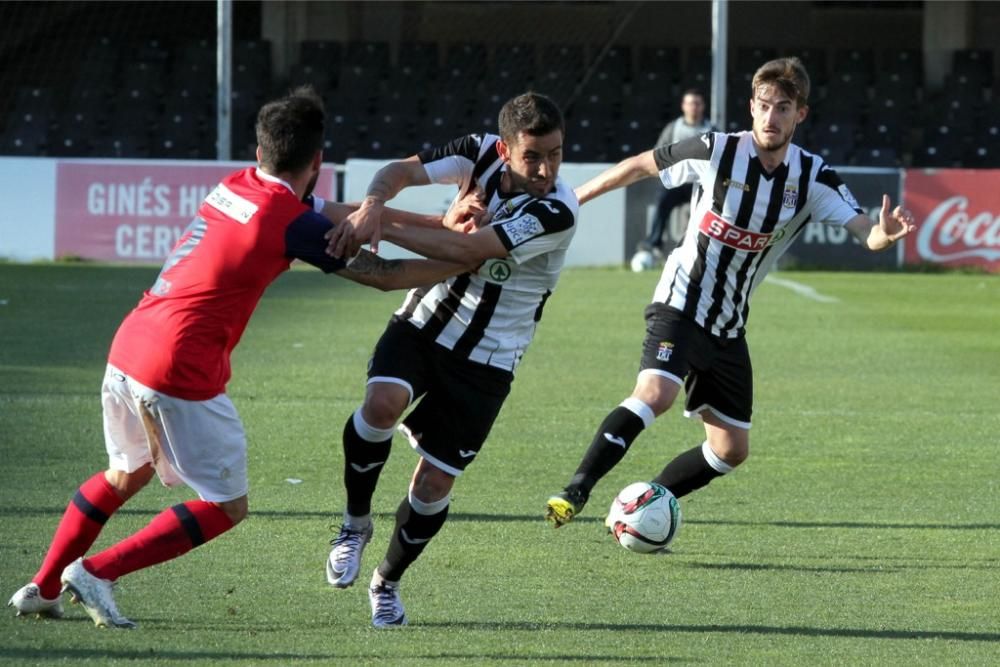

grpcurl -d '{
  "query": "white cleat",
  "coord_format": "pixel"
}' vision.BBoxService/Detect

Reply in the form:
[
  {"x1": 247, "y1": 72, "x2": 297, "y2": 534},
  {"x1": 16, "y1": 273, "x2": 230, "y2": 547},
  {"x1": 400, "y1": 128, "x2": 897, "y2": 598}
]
[
  {"x1": 368, "y1": 572, "x2": 407, "y2": 629},
  {"x1": 326, "y1": 523, "x2": 373, "y2": 589},
  {"x1": 60, "y1": 558, "x2": 136, "y2": 629},
  {"x1": 8, "y1": 583, "x2": 64, "y2": 618}
]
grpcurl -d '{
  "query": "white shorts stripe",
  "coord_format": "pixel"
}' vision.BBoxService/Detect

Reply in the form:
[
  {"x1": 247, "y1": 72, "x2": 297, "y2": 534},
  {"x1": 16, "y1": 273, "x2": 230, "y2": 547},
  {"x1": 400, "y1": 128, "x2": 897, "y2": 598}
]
[
  {"x1": 683, "y1": 404, "x2": 752, "y2": 430},
  {"x1": 638, "y1": 368, "x2": 684, "y2": 387},
  {"x1": 367, "y1": 376, "x2": 414, "y2": 405},
  {"x1": 397, "y1": 423, "x2": 464, "y2": 477}
]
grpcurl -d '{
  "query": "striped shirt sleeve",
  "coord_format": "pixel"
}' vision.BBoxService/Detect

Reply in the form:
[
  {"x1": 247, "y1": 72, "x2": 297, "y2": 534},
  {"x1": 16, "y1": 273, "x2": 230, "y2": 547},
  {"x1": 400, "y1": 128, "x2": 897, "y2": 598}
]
[
  {"x1": 811, "y1": 163, "x2": 865, "y2": 225},
  {"x1": 653, "y1": 133, "x2": 714, "y2": 189},
  {"x1": 492, "y1": 198, "x2": 575, "y2": 264}
]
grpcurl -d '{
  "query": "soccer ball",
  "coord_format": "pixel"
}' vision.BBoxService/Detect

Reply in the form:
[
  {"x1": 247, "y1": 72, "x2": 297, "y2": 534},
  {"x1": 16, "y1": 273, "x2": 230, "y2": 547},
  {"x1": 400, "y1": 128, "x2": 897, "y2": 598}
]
[
  {"x1": 629, "y1": 249, "x2": 656, "y2": 273},
  {"x1": 606, "y1": 481, "x2": 681, "y2": 554}
]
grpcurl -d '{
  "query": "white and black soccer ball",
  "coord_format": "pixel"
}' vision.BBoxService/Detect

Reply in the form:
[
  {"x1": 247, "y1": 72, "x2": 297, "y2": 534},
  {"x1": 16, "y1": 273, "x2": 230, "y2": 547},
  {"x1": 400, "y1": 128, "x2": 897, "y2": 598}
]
[
  {"x1": 629, "y1": 249, "x2": 656, "y2": 273},
  {"x1": 607, "y1": 481, "x2": 681, "y2": 554}
]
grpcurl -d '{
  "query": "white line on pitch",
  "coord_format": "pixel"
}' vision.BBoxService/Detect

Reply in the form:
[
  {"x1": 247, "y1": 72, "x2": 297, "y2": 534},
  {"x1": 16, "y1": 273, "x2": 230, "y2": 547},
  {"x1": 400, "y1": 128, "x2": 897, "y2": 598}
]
[{"x1": 764, "y1": 276, "x2": 840, "y2": 303}]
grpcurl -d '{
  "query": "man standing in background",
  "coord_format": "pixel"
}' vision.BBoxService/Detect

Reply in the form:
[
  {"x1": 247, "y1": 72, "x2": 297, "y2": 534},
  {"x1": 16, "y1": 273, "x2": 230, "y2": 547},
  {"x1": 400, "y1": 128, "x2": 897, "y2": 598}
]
[{"x1": 633, "y1": 89, "x2": 716, "y2": 269}]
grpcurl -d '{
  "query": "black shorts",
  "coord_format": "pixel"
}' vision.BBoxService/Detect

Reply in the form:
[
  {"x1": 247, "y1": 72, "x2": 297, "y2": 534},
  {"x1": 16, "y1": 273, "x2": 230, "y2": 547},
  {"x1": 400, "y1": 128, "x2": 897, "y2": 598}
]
[
  {"x1": 639, "y1": 303, "x2": 753, "y2": 428},
  {"x1": 368, "y1": 317, "x2": 513, "y2": 475}
]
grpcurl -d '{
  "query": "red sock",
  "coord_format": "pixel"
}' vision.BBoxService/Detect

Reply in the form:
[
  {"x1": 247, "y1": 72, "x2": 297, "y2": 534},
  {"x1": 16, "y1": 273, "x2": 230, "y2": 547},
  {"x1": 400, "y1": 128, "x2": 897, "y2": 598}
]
[
  {"x1": 33, "y1": 472, "x2": 124, "y2": 598},
  {"x1": 85, "y1": 500, "x2": 235, "y2": 581}
]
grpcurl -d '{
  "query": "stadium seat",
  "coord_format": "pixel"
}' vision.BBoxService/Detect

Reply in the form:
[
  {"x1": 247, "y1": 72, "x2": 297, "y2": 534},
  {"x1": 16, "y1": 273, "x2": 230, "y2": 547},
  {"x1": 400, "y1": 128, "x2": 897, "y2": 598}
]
[
  {"x1": 873, "y1": 69, "x2": 920, "y2": 102},
  {"x1": 952, "y1": 48, "x2": 993, "y2": 86},
  {"x1": 493, "y1": 43, "x2": 536, "y2": 82},
  {"x1": 300, "y1": 40, "x2": 343, "y2": 69},
  {"x1": 287, "y1": 63, "x2": 332, "y2": 91},
  {"x1": 832, "y1": 48, "x2": 874, "y2": 83},
  {"x1": 859, "y1": 119, "x2": 902, "y2": 151},
  {"x1": 810, "y1": 121, "x2": 857, "y2": 162},
  {"x1": 815, "y1": 144, "x2": 851, "y2": 166},
  {"x1": 13, "y1": 86, "x2": 54, "y2": 116},
  {"x1": 542, "y1": 44, "x2": 585, "y2": 81},
  {"x1": 345, "y1": 41, "x2": 390, "y2": 78},
  {"x1": 913, "y1": 143, "x2": 959, "y2": 168},
  {"x1": 122, "y1": 61, "x2": 168, "y2": 97},
  {"x1": 628, "y1": 71, "x2": 675, "y2": 117},
  {"x1": 445, "y1": 42, "x2": 488, "y2": 80},
  {"x1": 620, "y1": 88, "x2": 668, "y2": 131},
  {"x1": 0, "y1": 116, "x2": 48, "y2": 156},
  {"x1": 91, "y1": 134, "x2": 149, "y2": 159},
  {"x1": 591, "y1": 45, "x2": 633, "y2": 81},
  {"x1": 882, "y1": 49, "x2": 923, "y2": 86},
  {"x1": 682, "y1": 46, "x2": 712, "y2": 91},
  {"x1": 397, "y1": 42, "x2": 440, "y2": 81},
  {"x1": 638, "y1": 46, "x2": 681, "y2": 83},
  {"x1": 787, "y1": 47, "x2": 828, "y2": 85},
  {"x1": 582, "y1": 70, "x2": 625, "y2": 102},
  {"x1": 964, "y1": 143, "x2": 999, "y2": 168},
  {"x1": 858, "y1": 146, "x2": 898, "y2": 168}
]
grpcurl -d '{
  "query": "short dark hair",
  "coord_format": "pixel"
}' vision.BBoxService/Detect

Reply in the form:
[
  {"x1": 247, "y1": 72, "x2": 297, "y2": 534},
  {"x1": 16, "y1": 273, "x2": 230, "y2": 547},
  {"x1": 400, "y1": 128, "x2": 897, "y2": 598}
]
[
  {"x1": 255, "y1": 85, "x2": 325, "y2": 174},
  {"x1": 682, "y1": 88, "x2": 705, "y2": 100},
  {"x1": 752, "y1": 57, "x2": 810, "y2": 108},
  {"x1": 497, "y1": 92, "x2": 564, "y2": 145}
]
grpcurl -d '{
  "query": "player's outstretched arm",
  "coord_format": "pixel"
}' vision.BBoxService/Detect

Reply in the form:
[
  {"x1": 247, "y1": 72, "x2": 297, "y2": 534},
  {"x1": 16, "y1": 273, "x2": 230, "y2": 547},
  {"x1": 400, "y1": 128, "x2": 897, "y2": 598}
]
[
  {"x1": 336, "y1": 249, "x2": 471, "y2": 291},
  {"x1": 323, "y1": 193, "x2": 485, "y2": 257},
  {"x1": 332, "y1": 156, "x2": 432, "y2": 256},
  {"x1": 382, "y1": 222, "x2": 507, "y2": 265},
  {"x1": 575, "y1": 150, "x2": 659, "y2": 205},
  {"x1": 845, "y1": 194, "x2": 917, "y2": 251}
]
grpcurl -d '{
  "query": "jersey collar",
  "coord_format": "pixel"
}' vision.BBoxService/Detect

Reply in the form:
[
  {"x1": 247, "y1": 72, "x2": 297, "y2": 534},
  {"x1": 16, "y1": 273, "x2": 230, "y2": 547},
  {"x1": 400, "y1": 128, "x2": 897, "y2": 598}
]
[{"x1": 255, "y1": 167, "x2": 296, "y2": 195}]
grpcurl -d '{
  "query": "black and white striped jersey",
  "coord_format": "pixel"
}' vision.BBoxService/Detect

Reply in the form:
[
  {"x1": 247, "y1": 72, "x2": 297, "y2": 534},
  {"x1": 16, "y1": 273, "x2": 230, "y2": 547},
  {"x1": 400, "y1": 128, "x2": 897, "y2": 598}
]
[
  {"x1": 394, "y1": 133, "x2": 578, "y2": 372},
  {"x1": 652, "y1": 131, "x2": 863, "y2": 338}
]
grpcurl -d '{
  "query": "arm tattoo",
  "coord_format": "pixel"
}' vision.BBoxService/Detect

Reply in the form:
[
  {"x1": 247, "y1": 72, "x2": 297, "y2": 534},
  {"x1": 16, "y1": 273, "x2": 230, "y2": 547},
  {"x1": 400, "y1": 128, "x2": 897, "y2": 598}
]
[
  {"x1": 367, "y1": 176, "x2": 393, "y2": 202},
  {"x1": 347, "y1": 249, "x2": 403, "y2": 277}
]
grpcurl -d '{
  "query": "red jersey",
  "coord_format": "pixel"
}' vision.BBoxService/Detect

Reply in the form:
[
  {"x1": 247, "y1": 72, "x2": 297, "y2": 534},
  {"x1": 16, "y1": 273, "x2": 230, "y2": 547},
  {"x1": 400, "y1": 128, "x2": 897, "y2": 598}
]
[{"x1": 108, "y1": 167, "x2": 345, "y2": 400}]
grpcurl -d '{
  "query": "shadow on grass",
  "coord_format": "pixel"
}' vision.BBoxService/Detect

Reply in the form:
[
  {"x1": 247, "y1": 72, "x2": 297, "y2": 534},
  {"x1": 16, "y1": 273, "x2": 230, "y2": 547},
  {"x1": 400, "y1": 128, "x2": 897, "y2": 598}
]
[
  {"x1": 418, "y1": 620, "x2": 1000, "y2": 643},
  {"x1": 3, "y1": 507, "x2": 997, "y2": 532},
  {"x1": 0, "y1": 646, "x2": 688, "y2": 663}
]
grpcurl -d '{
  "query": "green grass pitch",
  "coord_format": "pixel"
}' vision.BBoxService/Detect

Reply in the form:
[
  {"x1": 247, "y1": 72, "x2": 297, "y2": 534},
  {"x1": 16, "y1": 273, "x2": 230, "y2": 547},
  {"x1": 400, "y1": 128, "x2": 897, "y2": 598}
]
[{"x1": 1, "y1": 262, "x2": 998, "y2": 665}]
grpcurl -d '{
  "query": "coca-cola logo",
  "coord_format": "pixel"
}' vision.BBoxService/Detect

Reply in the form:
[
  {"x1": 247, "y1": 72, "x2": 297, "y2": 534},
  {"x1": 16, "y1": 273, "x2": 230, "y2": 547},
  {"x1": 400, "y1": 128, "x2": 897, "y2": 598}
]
[{"x1": 916, "y1": 195, "x2": 1000, "y2": 263}]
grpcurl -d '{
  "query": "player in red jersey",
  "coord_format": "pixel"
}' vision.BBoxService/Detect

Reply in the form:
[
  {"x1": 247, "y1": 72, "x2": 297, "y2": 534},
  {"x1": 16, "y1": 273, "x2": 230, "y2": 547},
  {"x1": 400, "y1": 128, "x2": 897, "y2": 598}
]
[{"x1": 7, "y1": 86, "x2": 474, "y2": 628}]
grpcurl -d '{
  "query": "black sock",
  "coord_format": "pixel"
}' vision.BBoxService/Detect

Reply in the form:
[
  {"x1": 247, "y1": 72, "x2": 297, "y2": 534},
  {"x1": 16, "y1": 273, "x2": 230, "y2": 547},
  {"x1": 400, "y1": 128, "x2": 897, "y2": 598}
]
[
  {"x1": 569, "y1": 405, "x2": 649, "y2": 497},
  {"x1": 652, "y1": 444, "x2": 727, "y2": 498},
  {"x1": 342, "y1": 412, "x2": 392, "y2": 517},
  {"x1": 379, "y1": 496, "x2": 449, "y2": 582}
]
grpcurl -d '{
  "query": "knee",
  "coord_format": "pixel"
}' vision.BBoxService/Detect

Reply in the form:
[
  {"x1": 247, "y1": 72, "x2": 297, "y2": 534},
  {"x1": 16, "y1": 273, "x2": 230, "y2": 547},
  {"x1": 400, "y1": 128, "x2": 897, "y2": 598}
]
[
  {"x1": 411, "y1": 465, "x2": 454, "y2": 503},
  {"x1": 708, "y1": 437, "x2": 749, "y2": 467},
  {"x1": 633, "y1": 378, "x2": 678, "y2": 417},
  {"x1": 104, "y1": 465, "x2": 155, "y2": 500},
  {"x1": 217, "y1": 496, "x2": 248, "y2": 525},
  {"x1": 363, "y1": 390, "x2": 407, "y2": 430}
]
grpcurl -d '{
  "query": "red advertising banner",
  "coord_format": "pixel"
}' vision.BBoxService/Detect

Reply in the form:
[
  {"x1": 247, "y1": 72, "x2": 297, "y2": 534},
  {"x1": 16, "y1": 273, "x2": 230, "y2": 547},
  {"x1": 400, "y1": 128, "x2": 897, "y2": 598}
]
[
  {"x1": 904, "y1": 169, "x2": 1000, "y2": 272},
  {"x1": 55, "y1": 160, "x2": 338, "y2": 262}
]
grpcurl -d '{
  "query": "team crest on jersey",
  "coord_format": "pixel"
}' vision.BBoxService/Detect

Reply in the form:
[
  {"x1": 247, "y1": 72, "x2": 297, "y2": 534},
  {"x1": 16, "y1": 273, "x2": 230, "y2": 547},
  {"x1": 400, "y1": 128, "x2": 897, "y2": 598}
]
[
  {"x1": 782, "y1": 185, "x2": 798, "y2": 208},
  {"x1": 500, "y1": 213, "x2": 544, "y2": 246},
  {"x1": 486, "y1": 259, "x2": 512, "y2": 282},
  {"x1": 493, "y1": 197, "x2": 521, "y2": 222},
  {"x1": 656, "y1": 341, "x2": 674, "y2": 362}
]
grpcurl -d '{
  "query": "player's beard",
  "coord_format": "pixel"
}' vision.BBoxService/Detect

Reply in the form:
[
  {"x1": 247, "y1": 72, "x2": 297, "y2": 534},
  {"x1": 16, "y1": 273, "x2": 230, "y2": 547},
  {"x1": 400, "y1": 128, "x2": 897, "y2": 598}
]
[
  {"x1": 753, "y1": 124, "x2": 794, "y2": 153},
  {"x1": 507, "y1": 169, "x2": 551, "y2": 198},
  {"x1": 302, "y1": 170, "x2": 319, "y2": 201}
]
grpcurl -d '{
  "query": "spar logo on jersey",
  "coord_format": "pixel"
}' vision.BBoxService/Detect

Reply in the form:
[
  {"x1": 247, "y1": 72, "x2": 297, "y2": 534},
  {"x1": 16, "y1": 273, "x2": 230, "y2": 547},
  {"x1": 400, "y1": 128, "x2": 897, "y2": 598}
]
[
  {"x1": 699, "y1": 211, "x2": 773, "y2": 252},
  {"x1": 656, "y1": 341, "x2": 675, "y2": 362}
]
